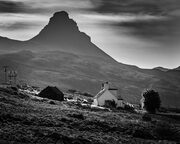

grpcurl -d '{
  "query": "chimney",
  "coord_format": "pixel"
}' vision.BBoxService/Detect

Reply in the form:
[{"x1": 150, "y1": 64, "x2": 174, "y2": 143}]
[{"x1": 103, "y1": 82, "x2": 109, "y2": 90}]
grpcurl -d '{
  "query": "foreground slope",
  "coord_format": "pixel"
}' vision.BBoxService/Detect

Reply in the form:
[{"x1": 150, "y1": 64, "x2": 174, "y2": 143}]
[
  {"x1": 0, "y1": 11, "x2": 179, "y2": 108},
  {"x1": 0, "y1": 88, "x2": 180, "y2": 143}
]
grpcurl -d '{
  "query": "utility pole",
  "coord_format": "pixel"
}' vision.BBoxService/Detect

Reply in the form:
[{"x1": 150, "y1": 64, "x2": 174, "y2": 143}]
[
  {"x1": 8, "y1": 70, "x2": 18, "y2": 86},
  {"x1": 8, "y1": 71, "x2": 13, "y2": 86},
  {"x1": 3, "y1": 66, "x2": 8, "y2": 84}
]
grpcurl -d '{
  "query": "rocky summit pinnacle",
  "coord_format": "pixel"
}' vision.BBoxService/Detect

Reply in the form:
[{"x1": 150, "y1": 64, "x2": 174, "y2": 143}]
[
  {"x1": 32, "y1": 11, "x2": 79, "y2": 41},
  {"x1": 48, "y1": 11, "x2": 74, "y2": 27},
  {"x1": 53, "y1": 11, "x2": 69, "y2": 19}
]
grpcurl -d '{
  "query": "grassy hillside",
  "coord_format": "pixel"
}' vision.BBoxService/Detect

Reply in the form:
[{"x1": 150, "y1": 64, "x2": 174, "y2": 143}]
[
  {"x1": 0, "y1": 50, "x2": 180, "y2": 108},
  {"x1": 0, "y1": 87, "x2": 180, "y2": 143}
]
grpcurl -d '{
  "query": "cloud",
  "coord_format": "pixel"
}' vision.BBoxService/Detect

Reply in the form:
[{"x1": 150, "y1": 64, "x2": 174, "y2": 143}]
[
  {"x1": 0, "y1": 13, "x2": 48, "y2": 40},
  {"x1": 90, "y1": 0, "x2": 180, "y2": 15},
  {"x1": 0, "y1": 0, "x2": 27, "y2": 13},
  {"x1": 0, "y1": 0, "x2": 93, "y2": 15},
  {"x1": 0, "y1": 0, "x2": 50, "y2": 14},
  {"x1": 90, "y1": 0, "x2": 162, "y2": 15},
  {"x1": 88, "y1": 0, "x2": 180, "y2": 43},
  {"x1": 0, "y1": 22, "x2": 40, "y2": 31},
  {"x1": 116, "y1": 16, "x2": 180, "y2": 42}
]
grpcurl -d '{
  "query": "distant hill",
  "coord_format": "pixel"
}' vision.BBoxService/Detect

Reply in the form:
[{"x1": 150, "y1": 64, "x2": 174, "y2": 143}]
[
  {"x1": 0, "y1": 11, "x2": 179, "y2": 108},
  {"x1": 153, "y1": 67, "x2": 169, "y2": 72},
  {"x1": 174, "y1": 66, "x2": 180, "y2": 71}
]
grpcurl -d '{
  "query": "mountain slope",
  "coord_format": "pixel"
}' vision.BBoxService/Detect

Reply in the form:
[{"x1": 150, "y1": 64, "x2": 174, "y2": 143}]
[
  {"x1": 174, "y1": 66, "x2": 180, "y2": 71},
  {"x1": 153, "y1": 67, "x2": 169, "y2": 72},
  {"x1": 0, "y1": 11, "x2": 179, "y2": 108},
  {"x1": 0, "y1": 36, "x2": 21, "y2": 51}
]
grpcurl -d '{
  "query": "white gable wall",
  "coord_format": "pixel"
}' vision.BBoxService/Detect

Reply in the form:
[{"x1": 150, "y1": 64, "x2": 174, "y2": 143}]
[
  {"x1": 97, "y1": 90, "x2": 118, "y2": 106},
  {"x1": 109, "y1": 90, "x2": 118, "y2": 96}
]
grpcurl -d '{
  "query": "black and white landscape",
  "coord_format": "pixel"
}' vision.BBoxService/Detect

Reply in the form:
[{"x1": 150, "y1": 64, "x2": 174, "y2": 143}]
[
  {"x1": 0, "y1": 11, "x2": 180, "y2": 108},
  {"x1": 0, "y1": 0, "x2": 180, "y2": 143}
]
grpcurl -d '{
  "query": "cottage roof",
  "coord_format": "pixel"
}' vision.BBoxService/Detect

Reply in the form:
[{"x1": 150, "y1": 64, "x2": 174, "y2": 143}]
[
  {"x1": 94, "y1": 89, "x2": 123, "y2": 100},
  {"x1": 94, "y1": 89, "x2": 106, "y2": 99}
]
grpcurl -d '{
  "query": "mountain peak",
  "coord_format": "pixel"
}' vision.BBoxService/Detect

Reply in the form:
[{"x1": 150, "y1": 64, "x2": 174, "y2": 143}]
[
  {"x1": 31, "y1": 11, "x2": 81, "y2": 43},
  {"x1": 49, "y1": 11, "x2": 71, "y2": 26},
  {"x1": 43, "y1": 11, "x2": 78, "y2": 33},
  {"x1": 29, "y1": 11, "x2": 110, "y2": 57},
  {"x1": 53, "y1": 11, "x2": 69, "y2": 19}
]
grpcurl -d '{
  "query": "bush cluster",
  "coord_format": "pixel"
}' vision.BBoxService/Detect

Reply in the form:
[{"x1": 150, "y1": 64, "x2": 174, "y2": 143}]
[{"x1": 142, "y1": 89, "x2": 161, "y2": 113}]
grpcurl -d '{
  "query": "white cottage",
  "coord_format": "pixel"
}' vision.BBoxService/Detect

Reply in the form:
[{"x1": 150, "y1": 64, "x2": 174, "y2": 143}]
[{"x1": 93, "y1": 82, "x2": 124, "y2": 108}]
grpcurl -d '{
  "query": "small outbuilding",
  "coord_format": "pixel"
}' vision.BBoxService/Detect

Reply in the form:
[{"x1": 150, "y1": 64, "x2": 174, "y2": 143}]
[{"x1": 38, "y1": 86, "x2": 64, "y2": 101}]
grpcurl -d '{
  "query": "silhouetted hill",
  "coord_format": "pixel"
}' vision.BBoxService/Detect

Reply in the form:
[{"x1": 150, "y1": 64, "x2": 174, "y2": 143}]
[
  {"x1": 0, "y1": 11, "x2": 179, "y2": 108},
  {"x1": 174, "y1": 66, "x2": 180, "y2": 71},
  {"x1": 29, "y1": 11, "x2": 111, "y2": 58},
  {"x1": 154, "y1": 67, "x2": 169, "y2": 72}
]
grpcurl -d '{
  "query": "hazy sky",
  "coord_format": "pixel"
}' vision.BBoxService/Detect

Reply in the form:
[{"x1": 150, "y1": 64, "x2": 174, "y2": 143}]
[{"x1": 0, "y1": 0, "x2": 180, "y2": 68}]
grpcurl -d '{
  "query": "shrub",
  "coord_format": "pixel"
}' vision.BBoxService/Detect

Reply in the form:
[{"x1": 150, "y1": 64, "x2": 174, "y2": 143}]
[
  {"x1": 142, "y1": 89, "x2": 161, "y2": 114},
  {"x1": 49, "y1": 101, "x2": 56, "y2": 105},
  {"x1": 124, "y1": 104, "x2": 134, "y2": 112},
  {"x1": 104, "y1": 100, "x2": 117, "y2": 108}
]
